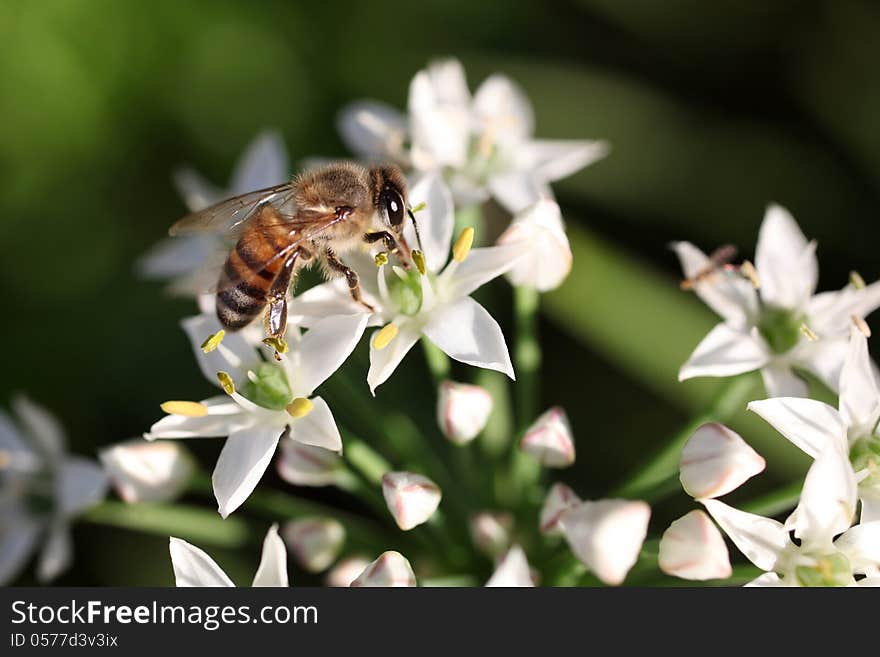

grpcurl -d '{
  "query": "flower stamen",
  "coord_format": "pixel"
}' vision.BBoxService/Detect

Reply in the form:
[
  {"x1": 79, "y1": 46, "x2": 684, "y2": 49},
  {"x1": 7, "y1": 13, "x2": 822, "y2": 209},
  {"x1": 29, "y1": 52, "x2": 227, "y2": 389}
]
[
  {"x1": 800, "y1": 323, "x2": 818, "y2": 342},
  {"x1": 286, "y1": 397, "x2": 314, "y2": 419},
  {"x1": 852, "y1": 315, "x2": 871, "y2": 337},
  {"x1": 200, "y1": 330, "x2": 225, "y2": 353},
  {"x1": 850, "y1": 271, "x2": 866, "y2": 289},
  {"x1": 741, "y1": 260, "x2": 760, "y2": 289},
  {"x1": 453, "y1": 227, "x2": 475, "y2": 263},
  {"x1": 160, "y1": 401, "x2": 208, "y2": 417},
  {"x1": 412, "y1": 249, "x2": 427, "y2": 276},
  {"x1": 217, "y1": 371, "x2": 235, "y2": 395},
  {"x1": 374, "y1": 252, "x2": 389, "y2": 267},
  {"x1": 262, "y1": 336, "x2": 289, "y2": 355},
  {"x1": 372, "y1": 323, "x2": 399, "y2": 350}
]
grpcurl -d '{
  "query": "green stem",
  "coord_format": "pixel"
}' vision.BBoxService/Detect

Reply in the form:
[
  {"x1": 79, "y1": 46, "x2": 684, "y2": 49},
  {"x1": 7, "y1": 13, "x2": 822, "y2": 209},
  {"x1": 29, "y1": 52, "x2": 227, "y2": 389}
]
[
  {"x1": 610, "y1": 375, "x2": 756, "y2": 500},
  {"x1": 742, "y1": 480, "x2": 802, "y2": 517},
  {"x1": 422, "y1": 338, "x2": 451, "y2": 384},
  {"x1": 513, "y1": 285, "x2": 541, "y2": 429},
  {"x1": 81, "y1": 501, "x2": 254, "y2": 548}
]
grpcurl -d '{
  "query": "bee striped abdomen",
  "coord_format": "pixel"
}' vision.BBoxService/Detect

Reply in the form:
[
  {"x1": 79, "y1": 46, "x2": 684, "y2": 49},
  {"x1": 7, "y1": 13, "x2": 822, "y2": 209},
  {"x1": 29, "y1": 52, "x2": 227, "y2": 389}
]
[{"x1": 216, "y1": 205, "x2": 292, "y2": 330}]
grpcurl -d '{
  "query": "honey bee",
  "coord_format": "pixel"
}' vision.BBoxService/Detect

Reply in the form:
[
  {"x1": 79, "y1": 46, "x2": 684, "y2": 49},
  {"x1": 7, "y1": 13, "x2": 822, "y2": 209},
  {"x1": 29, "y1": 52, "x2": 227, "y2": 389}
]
[{"x1": 170, "y1": 161, "x2": 423, "y2": 354}]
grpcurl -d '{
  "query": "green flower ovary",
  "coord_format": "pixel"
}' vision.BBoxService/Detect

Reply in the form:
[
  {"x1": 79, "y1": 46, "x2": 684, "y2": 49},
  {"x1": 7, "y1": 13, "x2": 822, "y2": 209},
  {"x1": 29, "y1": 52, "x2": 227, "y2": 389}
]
[
  {"x1": 241, "y1": 362, "x2": 293, "y2": 410},
  {"x1": 794, "y1": 552, "x2": 852, "y2": 587},
  {"x1": 757, "y1": 307, "x2": 803, "y2": 354},
  {"x1": 850, "y1": 437, "x2": 880, "y2": 487},
  {"x1": 388, "y1": 269, "x2": 424, "y2": 316}
]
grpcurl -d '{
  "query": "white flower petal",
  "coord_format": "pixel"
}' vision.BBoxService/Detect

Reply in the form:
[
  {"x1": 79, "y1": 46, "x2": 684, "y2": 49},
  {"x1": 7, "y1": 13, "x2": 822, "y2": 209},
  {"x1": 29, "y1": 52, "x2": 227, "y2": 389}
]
[
  {"x1": 182, "y1": 314, "x2": 258, "y2": 387},
  {"x1": 291, "y1": 314, "x2": 368, "y2": 397},
  {"x1": 487, "y1": 170, "x2": 548, "y2": 214},
  {"x1": 701, "y1": 499, "x2": 787, "y2": 571},
  {"x1": 289, "y1": 279, "x2": 375, "y2": 326},
  {"x1": 408, "y1": 60, "x2": 471, "y2": 169},
  {"x1": 230, "y1": 130, "x2": 289, "y2": 195},
  {"x1": 36, "y1": 522, "x2": 72, "y2": 582},
  {"x1": 745, "y1": 572, "x2": 784, "y2": 587},
  {"x1": 445, "y1": 244, "x2": 525, "y2": 300},
  {"x1": 679, "y1": 423, "x2": 765, "y2": 499},
  {"x1": 472, "y1": 74, "x2": 534, "y2": 145},
  {"x1": 794, "y1": 336, "x2": 849, "y2": 395},
  {"x1": 561, "y1": 499, "x2": 651, "y2": 586},
  {"x1": 861, "y1": 491, "x2": 880, "y2": 524},
  {"x1": 519, "y1": 407, "x2": 575, "y2": 468},
  {"x1": 350, "y1": 551, "x2": 416, "y2": 587},
  {"x1": 288, "y1": 397, "x2": 342, "y2": 453},
  {"x1": 367, "y1": 320, "x2": 421, "y2": 394},
  {"x1": 747, "y1": 397, "x2": 846, "y2": 459},
  {"x1": 337, "y1": 100, "x2": 408, "y2": 160},
  {"x1": 754, "y1": 204, "x2": 817, "y2": 310},
  {"x1": 146, "y1": 397, "x2": 250, "y2": 440},
  {"x1": 539, "y1": 483, "x2": 581, "y2": 535},
  {"x1": 172, "y1": 167, "x2": 223, "y2": 212},
  {"x1": 496, "y1": 199, "x2": 572, "y2": 292},
  {"x1": 671, "y1": 241, "x2": 759, "y2": 327},
  {"x1": 12, "y1": 395, "x2": 65, "y2": 461},
  {"x1": 485, "y1": 545, "x2": 534, "y2": 587},
  {"x1": 423, "y1": 297, "x2": 514, "y2": 379},
  {"x1": 839, "y1": 326, "x2": 880, "y2": 432},
  {"x1": 282, "y1": 517, "x2": 346, "y2": 573},
  {"x1": 212, "y1": 426, "x2": 283, "y2": 518},
  {"x1": 679, "y1": 323, "x2": 769, "y2": 380},
  {"x1": 169, "y1": 537, "x2": 234, "y2": 587},
  {"x1": 0, "y1": 514, "x2": 41, "y2": 585},
  {"x1": 760, "y1": 363, "x2": 809, "y2": 398},
  {"x1": 382, "y1": 471, "x2": 442, "y2": 530},
  {"x1": 251, "y1": 524, "x2": 289, "y2": 587},
  {"x1": 794, "y1": 443, "x2": 857, "y2": 545},
  {"x1": 405, "y1": 173, "x2": 454, "y2": 273},
  {"x1": 276, "y1": 440, "x2": 343, "y2": 487},
  {"x1": 326, "y1": 556, "x2": 372, "y2": 587},
  {"x1": 137, "y1": 235, "x2": 217, "y2": 280},
  {"x1": 56, "y1": 457, "x2": 108, "y2": 516},
  {"x1": 99, "y1": 440, "x2": 194, "y2": 504},
  {"x1": 469, "y1": 512, "x2": 514, "y2": 558},
  {"x1": 436, "y1": 380, "x2": 493, "y2": 444},
  {"x1": 658, "y1": 510, "x2": 732, "y2": 581},
  {"x1": 516, "y1": 139, "x2": 610, "y2": 183},
  {"x1": 834, "y1": 521, "x2": 880, "y2": 575}
]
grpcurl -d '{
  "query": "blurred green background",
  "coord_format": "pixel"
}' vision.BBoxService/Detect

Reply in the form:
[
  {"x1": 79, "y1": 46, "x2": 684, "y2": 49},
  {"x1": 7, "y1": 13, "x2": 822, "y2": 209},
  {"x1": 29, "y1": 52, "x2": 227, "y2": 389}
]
[{"x1": 2, "y1": 0, "x2": 879, "y2": 585}]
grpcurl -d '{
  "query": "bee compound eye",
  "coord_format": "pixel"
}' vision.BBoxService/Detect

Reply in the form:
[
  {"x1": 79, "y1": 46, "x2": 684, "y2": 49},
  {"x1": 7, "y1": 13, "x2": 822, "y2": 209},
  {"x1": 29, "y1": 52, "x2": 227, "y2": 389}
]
[{"x1": 382, "y1": 189, "x2": 405, "y2": 226}]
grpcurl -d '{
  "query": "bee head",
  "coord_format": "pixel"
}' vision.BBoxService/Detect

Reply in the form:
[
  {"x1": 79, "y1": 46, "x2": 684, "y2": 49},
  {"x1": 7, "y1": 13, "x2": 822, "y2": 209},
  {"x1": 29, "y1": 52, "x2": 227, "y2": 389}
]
[{"x1": 369, "y1": 165, "x2": 424, "y2": 262}]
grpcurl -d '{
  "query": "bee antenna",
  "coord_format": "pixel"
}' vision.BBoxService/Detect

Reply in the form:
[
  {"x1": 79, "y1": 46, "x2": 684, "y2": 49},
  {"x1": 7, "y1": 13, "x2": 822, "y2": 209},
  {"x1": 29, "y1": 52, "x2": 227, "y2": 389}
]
[{"x1": 408, "y1": 208, "x2": 425, "y2": 253}]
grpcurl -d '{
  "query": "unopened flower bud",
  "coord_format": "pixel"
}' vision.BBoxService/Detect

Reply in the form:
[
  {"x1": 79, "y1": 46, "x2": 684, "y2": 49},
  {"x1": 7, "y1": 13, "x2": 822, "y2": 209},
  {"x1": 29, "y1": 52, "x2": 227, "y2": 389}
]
[
  {"x1": 276, "y1": 440, "x2": 343, "y2": 487},
  {"x1": 658, "y1": 510, "x2": 732, "y2": 581},
  {"x1": 282, "y1": 517, "x2": 346, "y2": 573},
  {"x1": 496, "y1": 199, "x2": 572, "y2": 292},
  {"x1": 519, "y1": 407, "x2": 575, "y2": 468},
  {"x1": 350, "y1": 551, "x2": 416, "y2": 587},
  {"x1": 561, "y1": 499, "x2": 650, "y2": 586},
  {"x1": 485, "y1": 545, "x2": 535, "y2": 587},
  {"x1": 382, "y1": 471, "x2": 442, "y2": 530},
  {"x1": 99, "y1": 439, "x2": 194, "y2": 503},
  {"x1": 325, "y1": 556, "x2": 373, "y2": 587},
  {"x1": 470, "y1": 511, "x2": 514, "y2": 558},
  {"x1": 679, "y1": 423, "x2": 765, "y2": 499},
  {"x1": 539, "y1": 482, "x2": 581, "y2": 535},
  {"x1": 436, "y1": 380, "x2": 493, "y2": 444}
]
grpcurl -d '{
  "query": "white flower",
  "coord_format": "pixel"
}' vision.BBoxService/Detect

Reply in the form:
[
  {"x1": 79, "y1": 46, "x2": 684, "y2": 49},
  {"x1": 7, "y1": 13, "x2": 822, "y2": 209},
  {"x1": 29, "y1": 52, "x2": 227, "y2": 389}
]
[
  {"x1": 291, "y1": 174, "x2": 521, "y2": 394},
  {"x1": 676, "y1": 204, "x2": 880, "y2": 397},
  {"x1": 470, "y1": 511, "x2": 514, "y2": 558},
  {"x1": 382, "y1": 471, "x2": 442, "y2": 530},
  {"x1": 496, "y1": 199, "x2": 572, "y2": 291},
  {"x1": 703, "y1": 444, "x2": 880, "y2": 586},
  {"x1": 276, "y1": 440, "x2": 345, "y2": 488},
  {"x1": 350, "y1": 551, "x2": 417, "y2": 587},
  {"x1": 539, "y1": 482, "x2": 581, "y2": 535},
  {"x1": 519, "y1": 407, "x2": 575, "y2": 468},
  {"x1": 0, "y1": 396, "x2": 107, "y2": 584},
  {"x1": 146, "y1": 309, "x2": 367, "y2": 517},
  {"x1": 338, "y1": 59, "x2": 608, "y2": 212},
  {"x1": 658, "y1": 510, "x2": 732, "y2": 581},
  {"x1": 325, "y1": 555, "x2": 372, "y2": 587},
  {"x1": 679, "y1": 423, "x2": 765, "y2": 499},
  {"x1": 436, "y1": 380, "x2": 493, "y2": 444},
  {"x1": 560, "y1": 499, "x2": 650, "y2": 586},
  {"x1": 282, "y1": 517, "x2": 345, "y2": 573},
  {"x1": 485, "y1": 545, "x2": 534, "y2": 587},
  {"x1": 138, "y1": 131, "x2": 289, "y2": 295},
  {"x1": 99, "y1": 439, "x2": 194, "y2": 503},
  {"x1": 170, "y1": 524, "x2": 288, "y2": 587},
  {"x1": 748, "y1": 326, "x2": 880, "y2": 522}
]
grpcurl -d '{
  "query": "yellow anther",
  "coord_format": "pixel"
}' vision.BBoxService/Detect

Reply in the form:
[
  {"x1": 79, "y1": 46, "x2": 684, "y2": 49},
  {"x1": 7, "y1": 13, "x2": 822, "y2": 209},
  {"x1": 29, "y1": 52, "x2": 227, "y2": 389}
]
[
  {"x1": 160, "y1": 401, "x2": 208, "y2": 418},
  {"x1": 262, "y1": 336, "x2": 288, "y2": 354},
  {"x1": 800, "y1": 324, "x2": 818, "y2": 342},
  {"x1": 452, "y1": 227, "x2": 475, "y2": 263},
  {"x1": 412, "y1": 249, "x2": 427, "y2": 276},
  {"x1": 216, "y1": 371, "x2": 235, "y2": 395},
  {"x1": 372, "y1": 323, "x2": 398, "y2": 350},
  {"x1": 200, "y1": 330, "x2": 225, "y2": 354},
  {"x1": 741, "y1": 260, "x2": 760, "y2": 289},
  {"x1": 375, "y1": 251, "x2": 389, "y2": 267},
  {"x1": 286, "y1": 397, "x2": 314, "y2": 419},
  {"x1": 852, "y1": 315, "x2": 872, "y2": 337},
  {"x1": 850, "y1": 271, "x2": 866, "y2": 290},
  {"x1": 411, "y1": 201, "x2": 427, "y2": 213}
]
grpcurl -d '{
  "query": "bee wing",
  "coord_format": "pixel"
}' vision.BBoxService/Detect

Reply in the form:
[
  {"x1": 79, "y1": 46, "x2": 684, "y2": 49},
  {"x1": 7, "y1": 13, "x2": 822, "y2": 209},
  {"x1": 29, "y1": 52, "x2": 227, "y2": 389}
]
[
  {"x1": 169, "y1": 183, "x2": 296, "y2": 236},
  {"x1": 210, "y1": 207, "x2": 353, "y2": 294}
]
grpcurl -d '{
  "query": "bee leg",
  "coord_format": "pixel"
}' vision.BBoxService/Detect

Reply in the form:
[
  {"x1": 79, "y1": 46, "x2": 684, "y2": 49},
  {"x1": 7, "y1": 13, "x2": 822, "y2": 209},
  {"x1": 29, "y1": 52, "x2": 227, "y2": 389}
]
[
  {"x1": 364, "y1": 231, "x2": 398, "y2": 253},
  {"x1": 325, "y1": 249, "x2": 375, "y2": 313},
  {"x1": 264, "y1": 251, "x2": 300, "y2": 360}
]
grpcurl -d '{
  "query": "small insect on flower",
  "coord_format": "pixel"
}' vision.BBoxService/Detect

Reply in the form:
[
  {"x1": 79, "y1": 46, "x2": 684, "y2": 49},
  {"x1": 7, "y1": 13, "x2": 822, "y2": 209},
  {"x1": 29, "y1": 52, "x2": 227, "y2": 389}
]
[{"x1": 168, "y1": 162, "x2": 427, "y2": 358}]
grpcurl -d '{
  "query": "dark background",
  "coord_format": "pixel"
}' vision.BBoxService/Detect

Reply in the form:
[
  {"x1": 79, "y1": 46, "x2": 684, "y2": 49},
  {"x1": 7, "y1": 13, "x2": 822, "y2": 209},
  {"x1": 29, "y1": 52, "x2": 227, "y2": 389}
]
[{"x1": 2, "y1": 0, "x2": 879, "y2": 584}]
